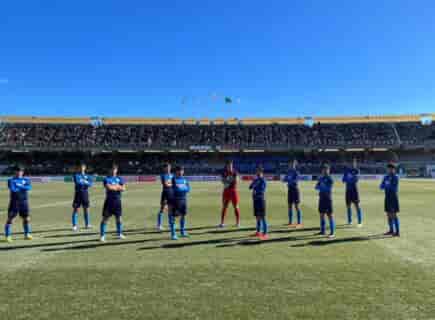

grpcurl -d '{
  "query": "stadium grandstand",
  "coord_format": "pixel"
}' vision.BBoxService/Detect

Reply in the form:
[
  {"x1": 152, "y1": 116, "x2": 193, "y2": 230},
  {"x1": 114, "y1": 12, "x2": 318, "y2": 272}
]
[{"x1": 0, "y1": 114, "x2": 434, "y2": 177}]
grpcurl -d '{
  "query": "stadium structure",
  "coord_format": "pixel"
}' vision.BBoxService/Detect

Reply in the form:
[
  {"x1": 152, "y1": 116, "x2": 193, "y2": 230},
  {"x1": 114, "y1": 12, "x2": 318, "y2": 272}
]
[{"x1": 0, "y1": 114, "x2": 434, "y2": 177}]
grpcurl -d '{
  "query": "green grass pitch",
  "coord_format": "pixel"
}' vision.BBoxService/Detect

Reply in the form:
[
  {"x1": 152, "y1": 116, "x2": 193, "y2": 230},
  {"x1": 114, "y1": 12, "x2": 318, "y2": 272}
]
[{"x1": 1, "y1": 180, "x2": 435, "y2": 320}]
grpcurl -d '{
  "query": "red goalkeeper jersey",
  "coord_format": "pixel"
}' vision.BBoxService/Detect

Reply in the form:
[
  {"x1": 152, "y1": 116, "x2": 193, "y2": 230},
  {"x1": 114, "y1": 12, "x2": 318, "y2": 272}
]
[{"x1": 222, "y1": 170, "x2": 238, "y2": 191}]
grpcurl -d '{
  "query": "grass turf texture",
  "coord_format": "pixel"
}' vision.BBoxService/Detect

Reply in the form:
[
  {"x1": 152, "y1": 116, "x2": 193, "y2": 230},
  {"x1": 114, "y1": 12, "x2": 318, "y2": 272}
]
[{"x1": 0, "y1": 180, "x2": 435, "y2": 320}]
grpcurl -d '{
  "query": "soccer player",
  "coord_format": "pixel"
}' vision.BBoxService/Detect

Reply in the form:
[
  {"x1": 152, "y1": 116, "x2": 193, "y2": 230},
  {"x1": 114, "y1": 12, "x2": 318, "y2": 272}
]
[
  {"x1": 380, "y1": 163, "x2": 400, "y2": 237},
  {"x1": 168, "y1": 166, "x2": 191, "y2": 240},
  {"x1": 315, "y1": 163, "x2": 336, "y2": 238},
  {"x1": 156, "y1": 163, "x2": 173, "y2": 231},
  {"x1": 249, "y1": 166, "x2": 268, "y2": 240},
  {"x1": 284, "y1": 159, "x2": 303, "y2": 227},
  {"x1": 4, "y1": 166, "x2": 32, "y2": 242},
  {"x1": 99, "y1": 164, "x2": 126, "y2": 242},
  {"x1": 219, "y1": 160, "x2": 241, "y2": 228},
  {"x1": 72, "y1": 163, "x2": 93, "y2": 231},
  {"x1": 342, "y1": 158, "x2": 363, "y2": 227}
]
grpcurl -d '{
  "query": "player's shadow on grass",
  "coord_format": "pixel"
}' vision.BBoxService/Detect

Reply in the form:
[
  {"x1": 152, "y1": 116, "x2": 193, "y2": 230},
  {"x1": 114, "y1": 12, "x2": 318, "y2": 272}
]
[
  {"x1": 138, "y1": 236, "x2": 247, "y2": 251},
  {"x1": 0, "y1": 239, "x2": 98, "y2": 251},
  {"x1": 271, "y1": 227, "x2": 320, "y2": 234},
  {"x1": 291, "y1": 234, "x2": 391, "y2": 247},
  {"x1": 216, "y1": 234, "x2": 323, "y2": 248},
  {"x1": 0, "y1": 228, "x2": 74, "y2": 237},
  {"x1": 206, "y1": 227, "x2": 255, "y2": 235},
  {"x1": 41, "y1": 237, "x2": 170, "y2": 252}
]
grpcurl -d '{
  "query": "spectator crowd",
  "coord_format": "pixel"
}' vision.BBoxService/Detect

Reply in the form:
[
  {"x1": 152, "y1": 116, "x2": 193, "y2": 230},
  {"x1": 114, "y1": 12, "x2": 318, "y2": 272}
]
[{"x1": 0, "y1": 121, "x2": 426, "y2": 150}]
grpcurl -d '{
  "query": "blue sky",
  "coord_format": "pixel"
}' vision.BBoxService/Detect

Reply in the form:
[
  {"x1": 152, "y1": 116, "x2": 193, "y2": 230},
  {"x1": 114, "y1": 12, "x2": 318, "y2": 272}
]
[{"x1": 1, "y1": 0, "x2": 435, "y2": 118}]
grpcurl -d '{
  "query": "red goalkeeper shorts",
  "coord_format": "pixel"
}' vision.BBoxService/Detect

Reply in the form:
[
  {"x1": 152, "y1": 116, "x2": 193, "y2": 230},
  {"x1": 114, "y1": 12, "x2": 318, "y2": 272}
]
[{"x1": 222, "y1": 189, "x2": 240, "y2": 206}]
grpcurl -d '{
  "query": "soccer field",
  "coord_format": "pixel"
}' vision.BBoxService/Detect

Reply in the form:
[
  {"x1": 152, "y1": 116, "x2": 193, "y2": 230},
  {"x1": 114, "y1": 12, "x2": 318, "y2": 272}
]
[{"x1": 1, "y1": 180, "x2": 435, "y2": 320}]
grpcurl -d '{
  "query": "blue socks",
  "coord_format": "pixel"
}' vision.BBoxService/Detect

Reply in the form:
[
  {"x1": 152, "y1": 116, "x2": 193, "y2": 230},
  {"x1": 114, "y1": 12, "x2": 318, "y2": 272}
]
[
  {"x1": 261, "y1": 218, "x2": 268, "y2": 234},
  {"x1": 329, "y1": 217, "x2": 335, "y2": 235},
  {"x1": 320, "y1": 217, "x2": 326, "y2": 234},
  {"x1": 180, "y1": 216, "x2": 186, "y2": 235},
  {"x1": 169, "y1": 215, "x2": 176, "y2": 238},
  {"x1": 84, "y1": 210, "x2": 90, "y2": 227},
  {"x1": 288, "y1": 209, "x2": 293, "y2": 224},
  {"x1": 116, "y1": 221, "x2": 123, "y2": 236},
  {"x1": 72, "y1": 211, "x2": 78, "y2": 227},
  {"x1": 388, "y1": 218, "x2": 394, "y2": 233},
  {"x1": 256, "y1": 219, "x2": 261, "y2": 232},
  {"x1": 297, "y1": 209, "x2": 302, "y2": 224},
  {"x1": 5, "y1": 224, "x2": 11, "y2": 237},
  {"x1": 100, "y1": 222, "x2": 107, "y2": 237},
  {"x1": 357, "y1": 208, "x2": 363, "y2": 224},
  {"x1": 23, "y1": 222, "x2": 31, "y2": 236},
  {"x1": 157, "y1": 211, "x2": 164, "y2": 228},
  {"x1": 347, "y1": 208, "x2": 352, "y2": 224},
  {"x1": 4, "y1": 223, "x2": 32, "y2": 238},
  {"x1": 393, "y1": 217, "x2": 400, "y2": 234}
]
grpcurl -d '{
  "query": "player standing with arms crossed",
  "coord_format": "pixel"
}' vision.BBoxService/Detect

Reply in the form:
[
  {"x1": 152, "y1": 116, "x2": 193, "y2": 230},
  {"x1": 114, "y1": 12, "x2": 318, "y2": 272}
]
[
  {"x1": 380, "y1": 163, "x2": 400, "y2": 237},
  {"x1": 219, "y1": 160, "x2": 241, "y2": 228},
  {"x1": 72, "y1": 163, "x2": 93, "y2": 231},
  {"x1": 249, "y1": 166, "x2": 269, "y2": 240},
  {"x1": 168, "y1": 166, "x2": 191, "y2": 240},
  {"x1": 284, "y1": 159, "x2": 303, "y2": 227},
  {"x1": 99, "y1": 164, "x2": 126, "y2": 242},
  {"x1": 156, "y1": 163, "x2": 174, "y2": 231},
  {"x1": 315, "y1": 163, "x2": 336, "y2": 238},
  {"x1": 342, "y1": 158, "x2": 363, "y2": 227},
  {"x1": 4, "y1": 166, "x2": 33, "y2": 242}
]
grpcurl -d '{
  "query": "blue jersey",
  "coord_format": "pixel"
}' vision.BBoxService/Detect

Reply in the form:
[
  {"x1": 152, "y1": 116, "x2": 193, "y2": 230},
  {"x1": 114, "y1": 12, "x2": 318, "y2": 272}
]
[
  {"x1": 73, "y1": 173, "x2": 93, "y2": 192},
  {"x1": 160, "y1": 173, "x2": 174, "y2": 191},
  {"x1": 172, "y1": 176, "x2": 190, "y2": 200},
  {"x1": 342, "y1": 168, "x2": 359, "y2": 191},
  {"x1": 284, "y1": 169, "x2": 299, "y2": 190},
  {"x1": 315, "y1": 175, "x2": 334, "y2": 198},
  {"x1": 249, "y1": 176, "x2": 267, "y2": 200},
  {"x1": 8, "y1": 177, "x2": 32, "y2": 202},
  {"x1": 103, "y1": 176, "x2": 125, "y2": 200},
  {"x1": 380, "y1": 174, "x2": 399, "y2": 196}
]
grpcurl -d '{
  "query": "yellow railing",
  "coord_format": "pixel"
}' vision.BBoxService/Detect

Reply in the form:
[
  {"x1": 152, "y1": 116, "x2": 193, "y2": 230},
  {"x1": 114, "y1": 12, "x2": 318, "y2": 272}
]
[{"x1": 0, "y1": 114, "x2": 431, "y2": 125}]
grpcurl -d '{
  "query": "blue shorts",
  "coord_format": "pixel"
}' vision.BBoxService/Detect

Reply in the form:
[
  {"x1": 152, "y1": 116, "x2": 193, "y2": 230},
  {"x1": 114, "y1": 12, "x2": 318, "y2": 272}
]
[
  {"x1": 170, "y1": 199, "x2": 187, "y2": 216},
  {"x1": 8, "y1": 200, "x2": 30, "y2": 219},
  {"x1": 385, "y1": 194, "x2": 399, "y2": 213},
  {"x1": 160, "y1": 189, "x2": 174, "y2": 206},
  {"x1": 73, "y1": 191, "x2": 90, "y2": 209},
  {"x1": 102, "y1": 198, "x2": 122, "y2": 218},
  {"x1": 253, "y1": 198, "x2": 266, "y2": 217},
  {"x1": 319, "y1": 196, "x2": 333, "y2": 214},
  {"x1": 288, "y1": 188, "x2": 300, "y2": 205},
  {"x1": 345, "y1": 188, "x2": 360, "y2": 206}
]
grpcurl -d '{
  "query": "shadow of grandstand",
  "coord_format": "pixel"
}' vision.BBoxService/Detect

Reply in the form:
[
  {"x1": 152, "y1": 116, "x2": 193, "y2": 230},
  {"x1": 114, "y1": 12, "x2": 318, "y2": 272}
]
[{"x1": 291, "y1": 233, "x2": 392, "y2": 247}]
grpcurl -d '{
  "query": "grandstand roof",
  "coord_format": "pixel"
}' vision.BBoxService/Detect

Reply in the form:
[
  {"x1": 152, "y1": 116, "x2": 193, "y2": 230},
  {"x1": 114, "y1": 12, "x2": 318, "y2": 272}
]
[{"x1": 0, "y1": 114, "x2": 432, "y2": 125}]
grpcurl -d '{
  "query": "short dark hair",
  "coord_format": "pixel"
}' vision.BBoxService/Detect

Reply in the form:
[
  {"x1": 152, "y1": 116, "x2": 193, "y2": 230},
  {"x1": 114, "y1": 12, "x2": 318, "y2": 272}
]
[
  {"x1": 387, "y1": 162, "x2": 397, "y2": 169},
  {"x1": 175, "y1": 165, "x2": 184, "y2": 172},
  {"x1": 14, "y1": 165, "x2": 25, "y2": 172},
  {"x1": 256, "y1": 166, "x2": 264, "y2": 173},
  {"x1": 321, "y1": 162, "x2": 330, "y2": 170},
  {"x1": 226, "y1": 160, "x2": 233, "y2": 165}
]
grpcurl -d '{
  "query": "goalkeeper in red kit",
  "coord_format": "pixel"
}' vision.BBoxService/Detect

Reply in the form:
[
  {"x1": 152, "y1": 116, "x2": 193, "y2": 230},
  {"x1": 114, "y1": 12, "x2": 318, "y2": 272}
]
[{"x1": 219, "y1": 160, "x2": 241, "y2": 228}]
